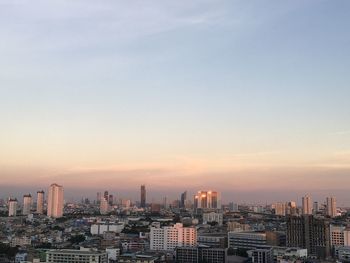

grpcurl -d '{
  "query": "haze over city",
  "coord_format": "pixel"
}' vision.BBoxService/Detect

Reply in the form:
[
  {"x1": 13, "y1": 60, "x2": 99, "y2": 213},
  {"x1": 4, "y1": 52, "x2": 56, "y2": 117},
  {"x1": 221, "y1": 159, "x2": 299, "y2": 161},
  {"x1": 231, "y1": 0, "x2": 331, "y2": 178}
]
[{"x1": 1, "y1": 0, "x2": 350, "y2": 203}]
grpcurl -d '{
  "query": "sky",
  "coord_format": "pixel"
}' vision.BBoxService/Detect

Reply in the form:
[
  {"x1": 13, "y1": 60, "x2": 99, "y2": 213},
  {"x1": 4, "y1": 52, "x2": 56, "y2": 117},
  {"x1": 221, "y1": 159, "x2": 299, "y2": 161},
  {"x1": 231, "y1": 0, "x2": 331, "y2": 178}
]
[{"x1": 0, "y1": 0, "x2": 350, "y2": 204}]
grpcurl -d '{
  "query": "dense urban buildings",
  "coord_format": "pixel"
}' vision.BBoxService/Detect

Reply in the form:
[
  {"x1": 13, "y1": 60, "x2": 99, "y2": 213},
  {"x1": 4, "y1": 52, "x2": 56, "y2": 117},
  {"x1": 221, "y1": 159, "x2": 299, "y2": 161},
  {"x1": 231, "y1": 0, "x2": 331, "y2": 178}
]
[{"x1": 47, "y1": 183, "x2": 64, "y2": 218}]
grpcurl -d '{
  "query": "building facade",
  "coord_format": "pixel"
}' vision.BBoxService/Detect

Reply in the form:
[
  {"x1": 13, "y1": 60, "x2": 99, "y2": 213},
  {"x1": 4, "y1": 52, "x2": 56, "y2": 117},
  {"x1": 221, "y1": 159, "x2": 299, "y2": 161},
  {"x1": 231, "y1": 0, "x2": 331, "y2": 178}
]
[{"x1": 47, "y1": 183, "x2": 64, "y2": 218}]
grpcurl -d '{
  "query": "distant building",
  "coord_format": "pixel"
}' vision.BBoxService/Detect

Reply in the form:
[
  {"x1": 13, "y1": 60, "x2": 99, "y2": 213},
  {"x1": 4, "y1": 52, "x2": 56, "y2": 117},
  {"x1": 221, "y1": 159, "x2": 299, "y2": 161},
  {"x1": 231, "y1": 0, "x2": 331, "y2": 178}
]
[
  {"x1": 203, "y1": 212, "x2": 223, "y2": 226},
  {"x1": 180, "y1": 191, "x2": 187, "y2": 208},
  {"x1": 90, "y1": 222, "x2": 125, "y2": 235},
  {"x1": 326, "y1": 196, "x2": 337, "y2": 218},
  {"x1": 36, "y1": 190, "x2": 44, "y2": 214},
  {"x1": 47, "y1": 183, "x2": 64, "y2": 218},
  {"x1": 141, "y1": 185, "x2": 146, "y2": 208},
  {"x1": 229, "y1": 202, "x2": 239, "y2": 212},
  {"x1": 313, "y1": 201, "x2": 319, "y2": 215},
  {"x1": 46, "y1": 249, "x2": 107, "y2": 263},
  {"x1": 22, "y1": 194, "x2": 32, "y2": 215},
  {"x1": 100, "y1": 197, "x2": 109, "y2": 215},
  {"x1": 274, "y1": 202, "x2": 286, "y2": 216},
  {"x1": 302, "y1": 194, "x2": 312, "y2": 215},
  {"x1": 194, "y1": 190, "x2": 220, "y2": 210},
  {"x1": 176, "y1": 246, "x2": 226, "y2": 263},
  {"x1": 228, "y1": 231, "x2": 268, "y2": 250},
  {"x1": 286, "y1": 215, "x2": 331, "y2": 258},
  {"x1": 8, "y1": 198, "x2": 18, "y2": 217},
  {"x1": 150, "y1": 223, "x2": 197, "y2": 251}
]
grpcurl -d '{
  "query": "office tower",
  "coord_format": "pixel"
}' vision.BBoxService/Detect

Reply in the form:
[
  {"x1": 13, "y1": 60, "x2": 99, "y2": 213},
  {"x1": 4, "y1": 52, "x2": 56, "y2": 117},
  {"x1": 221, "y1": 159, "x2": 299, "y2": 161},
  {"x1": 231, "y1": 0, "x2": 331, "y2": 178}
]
[
  {"x1": 47, "y1": 183, "x2": 64, "y2": 218},
  {"x1": 100, "y1": 197, "x2": 109, "y2": 215},
  {"x1": 302, "y1": 194, "x2": 312, "y2": 215},
  {"x1": 193, "y1": 190, "x2": 220, "y2": 209},
  {"x1": 96, "y1": 192, "x2": 101, "y2": 204},
  {"x1": 108, "y1": 194, "x2": 113, "y2": 206},
  {"x1": 180, "y1": 191, "x2": 187, "y2": 208},
  {"x1": 140, "y1": 185, "x2": 146, "y2": 208},
  {"x1": 104, "y1": 191, "x2": 109, "y2": 202},
  {"x1": 150, "y1": 223, "x2": 197, "y2": 251},
  {"x1": 229, "y1": 202, "x2": 239, "y2": 212},
  {"x1": 326, "y1": 196, "x2": 337, "y2": 218},
  {"x1": 8, "y1": 198, "x2": 18, "y2": 217},
  {"x1": 313, "y1": 201, "x2": 319, "y2": 215},
  {"x1": 287, "y1": 215, "x2": 330, "y2": 258},
  {"x1": 22, "y1": 194, "x2": 32, "y2": 215},
  {"x1": 274, "y1": 202, "x2": 286, "y2": 216},
  {"x1": 36, "y1": 190, "x2": 44, "y2": 214},
  {"x1": 286, "y1": 201, "x2": 297, "y2": 216}
]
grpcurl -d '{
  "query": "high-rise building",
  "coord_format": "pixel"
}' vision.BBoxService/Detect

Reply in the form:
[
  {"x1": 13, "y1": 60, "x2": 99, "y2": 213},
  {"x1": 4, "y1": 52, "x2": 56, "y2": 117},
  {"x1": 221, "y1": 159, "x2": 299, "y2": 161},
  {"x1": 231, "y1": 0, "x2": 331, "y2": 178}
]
[
  {"x1": 180, "y1": 191, "x2": 187, "y2": 208},
  {"x1": 302, "y1": 194, "x2": 312, "y2": 215},
  {"x1": 274, "y1": 202, "x2": 286, "y2": 216},
  {"x1": 22, "y1": 194, "x2": 32, "y2": 215},
  {"x1": 100, "y1": 197, "x2": 109, "y2": 215},
  {"x1": 194, "y1": 190, "x2": 220, "y2": 210},
  {"x1": 8, "y1": 198, "x2": 18, "y2": 217},
  {"x1": 47, "y1": 183, "x2": 64, "y2": 218},
  {"x1": 36, "y1": 190, "x2": 44, "y2": 214},
  {"x1": 140, "y1": 185, "x2": 146, "y2": 208},
  {"x1": 229, "y1": 202, "x2": 239, "y2": 212},
  {"x1": 108, "y1": 194, "x2": 113, "y2": 206},
  {"x1": 313, "y1": 201, "x2": 319, "y2": 215},
  {"x1": 326, "y1": 196, "x2": 337, "y2": 218},
  {"x1": 150, "y1": 223, "x2": 197, "y2": 251},
  {"x1": 96, "y1": 192, "x2": 101, "y2": 204},
  {"x1": 287, "y1": 215, "x2": 330, "y2": 258},
  {"x1": 104, "y1": 191, "x2": 109, "y2": 202}
]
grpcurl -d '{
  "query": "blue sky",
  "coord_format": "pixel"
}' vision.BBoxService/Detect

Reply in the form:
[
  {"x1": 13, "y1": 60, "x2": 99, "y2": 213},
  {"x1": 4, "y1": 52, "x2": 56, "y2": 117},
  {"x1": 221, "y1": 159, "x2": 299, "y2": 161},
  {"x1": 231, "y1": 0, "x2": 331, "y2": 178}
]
[{"x1": 0, "y1": 0, "x2": 350, "y2": 202}]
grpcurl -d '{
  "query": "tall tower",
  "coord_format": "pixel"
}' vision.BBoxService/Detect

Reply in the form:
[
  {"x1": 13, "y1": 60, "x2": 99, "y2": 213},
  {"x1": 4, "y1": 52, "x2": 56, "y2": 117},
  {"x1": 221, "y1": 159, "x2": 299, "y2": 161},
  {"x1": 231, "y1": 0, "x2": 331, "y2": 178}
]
[
  {"x1": 36, "y1": 190, "x2": 45, "y2": 214},
  {"x1": 22, "y1": 194, "x2": 32, "y2": 215},
  {"x1": 180, "y1": 191, "x2": 187, "y2": 208},
  {"x1": 326, "y1": 196, "x2": 337, "y2": 218},
  {"x1": 8, "y1": 198, "x2": 18, "y2": 217},
  {"x1": 141, "y1": 185, "x2": 146, "y2": 208},
  {"x1": 47, "y1": 183, "x2": 64, "y2": 218},
  {"x1": 302, "y1": 194, "x2": 312, "y2": 215}
]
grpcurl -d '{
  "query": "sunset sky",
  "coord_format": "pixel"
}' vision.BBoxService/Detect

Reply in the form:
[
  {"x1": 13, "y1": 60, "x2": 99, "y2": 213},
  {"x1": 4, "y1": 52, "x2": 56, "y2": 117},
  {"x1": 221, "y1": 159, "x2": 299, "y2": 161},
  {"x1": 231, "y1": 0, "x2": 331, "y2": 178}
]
[{"x1": 0, "y1": 1, "x2": 350, "y2": 204}]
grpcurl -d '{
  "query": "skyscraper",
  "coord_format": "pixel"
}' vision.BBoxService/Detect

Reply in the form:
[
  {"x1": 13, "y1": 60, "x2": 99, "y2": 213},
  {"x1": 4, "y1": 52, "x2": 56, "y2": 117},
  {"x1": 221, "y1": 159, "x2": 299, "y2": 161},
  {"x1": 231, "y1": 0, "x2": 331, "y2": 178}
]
[
  {"x1": 141, "y1": 185, "x2": 146, "y2": 208},
  {"x1": 100, "y1": 197, "x2": 109, "y2": 215},
  {"x1": 194, "y1": 190, "x2": 220, "y2": 209},
  {"x1": 22, "y1": 194, "x2": 32, "y2": 215},
  {"x1": 302, "y1": 194, "x2": 312, "y2": 215},
  {"x1": 180, "y1": 191, "x2": 187, "y2": 208},
  {"x1": 36, "y1": 190, "x2": 44, "y2": 214},
  {"x1": 326, "y1": 196, "x2": 337, "y2": 218},
  {"x1": 47, "y1": 183, "x2": 64, "y2": 218},
  {"x1": 8, "y1": 198, "x2": 18, "y2": 217}
]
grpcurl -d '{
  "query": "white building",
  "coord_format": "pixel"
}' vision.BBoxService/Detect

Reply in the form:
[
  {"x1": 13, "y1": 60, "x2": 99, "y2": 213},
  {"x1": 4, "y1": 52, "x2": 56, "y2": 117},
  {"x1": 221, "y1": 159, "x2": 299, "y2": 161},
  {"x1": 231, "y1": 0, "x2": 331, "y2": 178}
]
[
  {"x1": 47, "y1": 183, "x2": 64, "y2": 218},
  {"x1": 106, "y1": 248, "x2": 120, "y2": 262},
  {"x1": 90, "y1": 223, "x2": 125, "y2": 235},
  {"x1": 203, "y1": 212, "x2": 223, "y2": 226},
  {"x1": 150, "y1": 223, "x2": 197, "y2": 251},
  {"x1": 46, "y1": 248, "x2": 107, "y2": 263},
  {"x1": 8, "y1": 198, "x2": 18, "y2": 217},
  {"x1": 22, "y1": 194, "x2": 32, "y2": 215}
]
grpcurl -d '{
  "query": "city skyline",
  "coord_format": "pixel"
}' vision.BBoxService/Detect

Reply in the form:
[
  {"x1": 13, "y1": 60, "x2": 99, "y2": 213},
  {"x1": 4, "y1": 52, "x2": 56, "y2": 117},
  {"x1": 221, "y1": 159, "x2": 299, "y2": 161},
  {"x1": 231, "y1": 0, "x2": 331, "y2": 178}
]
[{"x1": 1, "y1": 1, "x2": 350, "y2": 203}]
